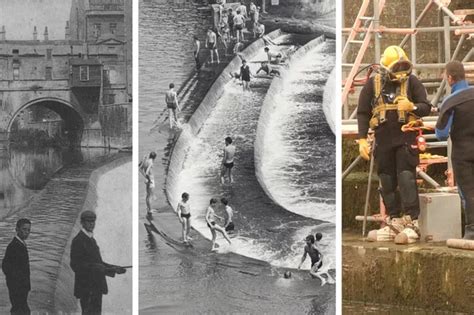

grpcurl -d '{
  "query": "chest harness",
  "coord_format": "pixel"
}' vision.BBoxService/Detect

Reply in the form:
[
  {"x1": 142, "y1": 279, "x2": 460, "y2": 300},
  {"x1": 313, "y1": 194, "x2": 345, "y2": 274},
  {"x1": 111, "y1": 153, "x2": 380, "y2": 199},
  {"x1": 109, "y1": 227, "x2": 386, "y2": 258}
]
[{"x1": 369, "y1": 74, "x2": 418, "y2": 129}]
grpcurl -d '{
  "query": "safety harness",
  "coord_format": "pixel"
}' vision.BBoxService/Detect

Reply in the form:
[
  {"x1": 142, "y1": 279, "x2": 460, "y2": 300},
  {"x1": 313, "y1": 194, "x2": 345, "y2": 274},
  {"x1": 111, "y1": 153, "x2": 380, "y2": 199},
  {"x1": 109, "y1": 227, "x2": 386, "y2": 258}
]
[{"x1": 369, "y1": 74, "x2": 418, "y2": 129}]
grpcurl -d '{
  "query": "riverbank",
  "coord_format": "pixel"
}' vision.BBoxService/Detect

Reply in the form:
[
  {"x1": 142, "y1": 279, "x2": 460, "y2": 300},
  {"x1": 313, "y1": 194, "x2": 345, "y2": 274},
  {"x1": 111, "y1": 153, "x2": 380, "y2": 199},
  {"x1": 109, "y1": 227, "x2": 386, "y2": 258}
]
[{"x1": 0, "y1": 152, "x2": 130, "y2": 313}]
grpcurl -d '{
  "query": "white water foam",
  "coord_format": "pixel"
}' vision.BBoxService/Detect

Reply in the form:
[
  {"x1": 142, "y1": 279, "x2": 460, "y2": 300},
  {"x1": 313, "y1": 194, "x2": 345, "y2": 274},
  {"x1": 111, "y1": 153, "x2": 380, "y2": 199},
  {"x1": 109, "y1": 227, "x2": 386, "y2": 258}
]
[{"x1": 260, "y1": 42, "x2": 336, "y2": 223}]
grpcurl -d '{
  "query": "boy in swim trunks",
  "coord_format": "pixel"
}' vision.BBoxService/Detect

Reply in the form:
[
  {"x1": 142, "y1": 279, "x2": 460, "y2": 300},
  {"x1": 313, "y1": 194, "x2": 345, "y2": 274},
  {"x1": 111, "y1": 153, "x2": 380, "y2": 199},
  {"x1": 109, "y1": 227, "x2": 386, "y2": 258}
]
[
  {"x1": 206, "y1": 198, "x2": 232, "y2": 251},
  {"x1": 221, "y1": 136, "x2": 236, "y2": 184},
  {"x1": 298, "y1": 234, "x2": 333, "y2": 286},
  {"x1": 221, "y1": 198, "x2": 234, "y2": 232},
  {"x1": 233, "y1": 10, "x2": 245, "y2": 43},
  {"x1": 177, "y1": 192, "x2": 192, "y2": 243},
  {"x1": 165, "y1": 83, "x2": 181, "y2": 129},
  {"x1": 206, "y1": 28, "x2": 220, "y2": 64},
  {"x1": 256, "y1": 61, "x2": 280, "y2": 77},
  {"x1": 139, "y1": 152, "x2": 157, "y2": 215},
  {"x1": 264, "y1": 47, "x2": 283, "y2": 64}
]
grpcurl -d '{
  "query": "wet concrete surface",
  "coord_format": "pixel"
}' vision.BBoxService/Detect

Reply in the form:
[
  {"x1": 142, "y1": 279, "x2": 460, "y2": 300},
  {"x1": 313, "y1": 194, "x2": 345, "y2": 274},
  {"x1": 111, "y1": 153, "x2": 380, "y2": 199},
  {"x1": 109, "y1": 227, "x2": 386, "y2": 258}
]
[
  {"x1": 0, "y1": 152, "x2": 129, "y2": 313},
  {"x1": 343, "y1": 232, "x2": 474, "y2": 313}
]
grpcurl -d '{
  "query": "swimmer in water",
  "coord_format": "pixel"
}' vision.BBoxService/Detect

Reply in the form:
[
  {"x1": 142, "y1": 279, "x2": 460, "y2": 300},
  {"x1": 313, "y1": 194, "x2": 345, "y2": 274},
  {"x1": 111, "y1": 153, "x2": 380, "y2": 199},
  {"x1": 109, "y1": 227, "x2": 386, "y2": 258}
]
[
  {"x1": 177, "y1": 192, "x2": 192, "y2": 243},
  {"x1": 206, "y1": 198, "x2": 232, "y2": 251},
  {"x1": 221, "y1": 136, "x2": 236, "y2": 184},
  {"x1": 298, "y1": 234, "x2": 334, "y2": 286}
]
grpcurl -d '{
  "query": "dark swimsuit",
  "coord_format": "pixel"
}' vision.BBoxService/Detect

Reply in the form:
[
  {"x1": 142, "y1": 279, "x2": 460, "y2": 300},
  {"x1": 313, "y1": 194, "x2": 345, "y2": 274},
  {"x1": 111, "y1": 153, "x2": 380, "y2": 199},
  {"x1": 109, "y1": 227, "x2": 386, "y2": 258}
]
[
  {"x1": 180, "y1": 213, "x2": 191, "y2": 219},
  {"x1": 241, "y1": 65, "x2": 250, "y2": 82},
  {"x1": 223, "y1": 162, "x2": 234, "y2": 169}
]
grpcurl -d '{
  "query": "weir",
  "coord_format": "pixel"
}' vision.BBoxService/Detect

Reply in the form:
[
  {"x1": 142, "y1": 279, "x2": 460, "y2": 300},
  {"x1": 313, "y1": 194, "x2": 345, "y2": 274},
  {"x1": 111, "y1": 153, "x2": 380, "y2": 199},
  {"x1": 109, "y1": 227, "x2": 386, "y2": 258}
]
[
  {"x1": 164, "y1": 30, "x2": 335, "y2": 270},
  {"x1": 0, "y1": 152, "x2": 130, "y2": 313}
]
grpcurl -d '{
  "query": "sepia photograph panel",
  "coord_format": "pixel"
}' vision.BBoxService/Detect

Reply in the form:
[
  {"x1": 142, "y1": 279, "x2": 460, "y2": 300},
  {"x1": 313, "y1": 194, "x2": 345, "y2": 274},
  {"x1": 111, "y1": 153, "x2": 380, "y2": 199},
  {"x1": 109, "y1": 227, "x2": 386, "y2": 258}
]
[
  {"x1": 0, "y1": 0, "x2": 133, "y2": 313},
  {"x1": 139, "y1": 0, "x2": 336, "y2": 313},
  {"x1": 341, "y1": 0, "x2": 474, "y2": 313}
]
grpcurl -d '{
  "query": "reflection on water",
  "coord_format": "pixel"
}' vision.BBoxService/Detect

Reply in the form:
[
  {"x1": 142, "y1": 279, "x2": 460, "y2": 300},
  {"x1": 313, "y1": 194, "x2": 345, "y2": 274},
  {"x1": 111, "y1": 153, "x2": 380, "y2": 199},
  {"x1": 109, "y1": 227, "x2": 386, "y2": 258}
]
[{"x1": 0, "y1": 147, "x2": 110, "y2": 219}]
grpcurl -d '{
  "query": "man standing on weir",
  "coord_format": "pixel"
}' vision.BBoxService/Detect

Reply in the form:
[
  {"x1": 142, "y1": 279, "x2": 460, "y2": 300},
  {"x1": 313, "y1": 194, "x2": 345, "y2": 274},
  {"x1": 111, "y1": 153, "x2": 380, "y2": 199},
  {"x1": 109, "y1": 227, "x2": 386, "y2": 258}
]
[
  {"x1": 139, "y1": 152, "x2": 157, "y2": 215},
  {"x1": 70, "y1": 211, "x2": 126, "y2": 315},
  {"x1": 357, "y1": 46, "x2": 431, "y2": 244},
  {"x1": 2, "y1": 218, "x2": 32, "y2": 315},
  {"x1": 221, "y1": 136, "x2": 236, "y2": 184},
  {"x1": 165, "y1": 83, "x2": 181, "y2": 129},
  {"x1": 436, "y1": 61, "x2": 474, "y2": 240}
]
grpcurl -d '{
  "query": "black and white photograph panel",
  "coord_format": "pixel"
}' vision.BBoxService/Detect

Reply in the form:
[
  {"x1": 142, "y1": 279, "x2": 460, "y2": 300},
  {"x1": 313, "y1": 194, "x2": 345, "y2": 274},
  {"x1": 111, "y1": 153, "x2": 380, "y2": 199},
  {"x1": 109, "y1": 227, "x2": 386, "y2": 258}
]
[
  {"x1": 0, "y1": 0, "x2": 132, "y2": 314},
  {"x1": 139, "y1": 0, "x2": 336, "y2": 313}
]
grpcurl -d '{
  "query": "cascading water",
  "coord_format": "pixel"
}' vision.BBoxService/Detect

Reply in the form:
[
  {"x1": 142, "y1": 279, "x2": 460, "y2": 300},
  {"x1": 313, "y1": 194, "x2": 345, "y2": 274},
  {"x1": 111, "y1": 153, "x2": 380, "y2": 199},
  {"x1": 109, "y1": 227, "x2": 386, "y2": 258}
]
[
  {"x1": 258, "y1": 40, "x2": 336, "y2": 223},
  {"x1": 170, "y1": 39, "x2": 335, "y2": 271}
]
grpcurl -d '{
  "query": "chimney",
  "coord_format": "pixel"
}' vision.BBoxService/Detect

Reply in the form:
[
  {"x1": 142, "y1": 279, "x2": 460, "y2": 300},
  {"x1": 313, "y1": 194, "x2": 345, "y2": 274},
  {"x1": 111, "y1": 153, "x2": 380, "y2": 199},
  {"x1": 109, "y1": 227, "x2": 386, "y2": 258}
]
[
  {"x1": 0, "y1": 26, "x2": 5, "y2": 41},
  {"x1": 44, "y1": 26, "x2": 49, "y2": 41},
  {"x1": 65, "y1": 21, "x2": 70, "y2": 40},
  {"x1": 33, "y1": 26, "x2": 38, "y2": 40}
]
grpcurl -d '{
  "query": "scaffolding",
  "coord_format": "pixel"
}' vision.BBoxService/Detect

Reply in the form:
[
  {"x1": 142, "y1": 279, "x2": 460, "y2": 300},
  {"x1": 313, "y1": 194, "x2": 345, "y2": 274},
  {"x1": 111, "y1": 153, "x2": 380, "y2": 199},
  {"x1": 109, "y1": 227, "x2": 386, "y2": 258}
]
[
  {"x1": 342, "y1": 0, "x2": 474, "y2": 120},
  {"x1": 341, "y1": 0, "x2": 474, "y2": 235}
]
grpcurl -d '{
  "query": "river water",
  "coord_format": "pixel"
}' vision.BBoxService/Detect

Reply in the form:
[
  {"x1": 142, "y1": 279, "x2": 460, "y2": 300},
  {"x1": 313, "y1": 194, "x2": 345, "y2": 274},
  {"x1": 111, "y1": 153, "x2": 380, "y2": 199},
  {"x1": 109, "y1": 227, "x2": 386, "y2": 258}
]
[
  {"x1": 0, "y1": 147, "x2": 111, "y2": 219},
  {"x1": 0, "y1": 146, "x2": 120, "y2": 312},
  {"x1": 139, "y1": 0, "x2": 335, "y2": 313}
]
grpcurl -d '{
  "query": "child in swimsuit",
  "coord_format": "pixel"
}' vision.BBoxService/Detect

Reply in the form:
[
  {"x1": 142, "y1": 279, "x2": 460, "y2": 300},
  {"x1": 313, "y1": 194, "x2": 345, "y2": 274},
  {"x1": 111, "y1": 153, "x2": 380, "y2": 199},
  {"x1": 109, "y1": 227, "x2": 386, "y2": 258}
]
[
  {"x1": 298, "y1": 234, "x2": 334, "y2": 286},
  {"x1": 177, "y1": 192, "x2": 192, "y2": 243},
  {"x1": 206, "y1": 198, "x2": 232, "y2": 251}
]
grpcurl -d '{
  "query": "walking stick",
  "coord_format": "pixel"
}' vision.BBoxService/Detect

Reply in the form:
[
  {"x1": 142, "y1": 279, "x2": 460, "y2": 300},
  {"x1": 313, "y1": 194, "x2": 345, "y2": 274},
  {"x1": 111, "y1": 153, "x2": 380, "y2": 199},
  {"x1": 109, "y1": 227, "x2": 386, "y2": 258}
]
[{"x1": 362, "y1": 136, "x2": 375, "y2": 237}]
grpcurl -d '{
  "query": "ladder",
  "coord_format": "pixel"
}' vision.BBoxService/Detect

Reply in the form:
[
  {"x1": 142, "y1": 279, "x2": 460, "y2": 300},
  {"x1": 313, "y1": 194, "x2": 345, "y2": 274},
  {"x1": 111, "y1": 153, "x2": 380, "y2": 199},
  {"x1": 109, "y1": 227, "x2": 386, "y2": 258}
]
[{"x1": 341, "y1": 0, "x2": 385, "y2": 112}]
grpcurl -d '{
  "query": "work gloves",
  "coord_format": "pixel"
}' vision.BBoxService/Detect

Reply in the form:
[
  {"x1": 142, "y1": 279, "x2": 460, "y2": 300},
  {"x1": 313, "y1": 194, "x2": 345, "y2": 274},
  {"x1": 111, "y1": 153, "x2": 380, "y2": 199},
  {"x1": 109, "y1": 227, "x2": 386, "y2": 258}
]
[
  {"x1": 394, "y1": 96, "x2": 415, "y2": 112},
  {"x1": 358, "y1": 138, "x2": 371, "y2": 161}
]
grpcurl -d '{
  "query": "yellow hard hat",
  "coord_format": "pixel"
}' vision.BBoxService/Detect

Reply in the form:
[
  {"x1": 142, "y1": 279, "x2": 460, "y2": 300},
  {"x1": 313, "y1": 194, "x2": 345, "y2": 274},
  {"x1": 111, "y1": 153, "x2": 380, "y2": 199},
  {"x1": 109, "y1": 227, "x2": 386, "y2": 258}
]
[{"x1": 380, "y1": 46, "x2": 412, "y2": 81}]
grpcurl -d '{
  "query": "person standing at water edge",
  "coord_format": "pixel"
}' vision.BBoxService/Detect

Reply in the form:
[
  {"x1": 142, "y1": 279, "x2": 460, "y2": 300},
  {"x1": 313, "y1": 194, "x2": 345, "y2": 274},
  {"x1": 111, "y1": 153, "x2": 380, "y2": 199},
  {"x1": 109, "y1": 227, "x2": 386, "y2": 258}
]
[
  {"x1": 165, "y1": 83, "x2": 181, "y2": 129},
  {"x1": 177, "y1": 192, "x2": 192, "y2": 243},
  {"x1": 193, "y1": 36, "x2": 201, "y2": 70},
  {"x1": 233, "y1": 10, "x2": 245, "y2": 43},
  {"x1": 2, "y1": 218, "x2": 31, "y2": 315},
  {"x1": 206, "y1": 28, "x2": 220, "y2": 64},
  {"x1": 436, "y1": 61, "x2": 474, "y2": 240},
  {"x1": 139, "y1": 152, "x2": 157, "y2": 215},
  {"x1": 221, "y1": 136, "x2": 236, "y2": 183},
  {"x1": 240, "y1": 59, "x2": 251, "y2": 91},
  {"x1": 221, "y1": 198, "x2": 234, "y2": 232},
  {"x1": 206, "y1": 198, "x2": 232, "y2": 251},
  {"x1": 70, "y1": 211, "x2": 126, "y2": 315}
]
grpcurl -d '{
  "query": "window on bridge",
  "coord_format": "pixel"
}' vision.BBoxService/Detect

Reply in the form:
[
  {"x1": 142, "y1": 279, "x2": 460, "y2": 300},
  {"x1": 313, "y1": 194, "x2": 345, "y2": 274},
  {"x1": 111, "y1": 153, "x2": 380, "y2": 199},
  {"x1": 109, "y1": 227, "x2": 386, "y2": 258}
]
[
  {"x1": 45, "y1": 67, "x2": 52, "y2": 80},
  {"x1": 13, "y1": 63, "x2": 20, "y2": 81},
  {"x1": 80, "y1": 66, "x2": 89, "y2": 81},
  {"x1": 110, "y1": 23, "x2": 117, "y2": 35},
  {"x1": 47, "y1": 49, "x2": 52, "y2": 60}
]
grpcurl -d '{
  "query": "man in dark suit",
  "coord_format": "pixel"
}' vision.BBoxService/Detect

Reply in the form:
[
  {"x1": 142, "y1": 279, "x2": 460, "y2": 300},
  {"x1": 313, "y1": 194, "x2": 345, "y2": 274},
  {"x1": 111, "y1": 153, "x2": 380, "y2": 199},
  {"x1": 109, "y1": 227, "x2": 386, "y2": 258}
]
[
  {"x1": 2, "y1": 218, "x2": 32, "y2": 315},
  {"x1": 70, "y1": 211, "x2": 126, "y2": 315}
]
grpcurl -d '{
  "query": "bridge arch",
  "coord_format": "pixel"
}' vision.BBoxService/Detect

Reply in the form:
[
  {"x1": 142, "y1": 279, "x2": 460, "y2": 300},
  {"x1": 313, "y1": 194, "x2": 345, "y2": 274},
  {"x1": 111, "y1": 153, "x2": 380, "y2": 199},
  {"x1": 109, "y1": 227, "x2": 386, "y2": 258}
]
[{"x1": 7, "y1": 97, "x2": 85, "y2": 145}]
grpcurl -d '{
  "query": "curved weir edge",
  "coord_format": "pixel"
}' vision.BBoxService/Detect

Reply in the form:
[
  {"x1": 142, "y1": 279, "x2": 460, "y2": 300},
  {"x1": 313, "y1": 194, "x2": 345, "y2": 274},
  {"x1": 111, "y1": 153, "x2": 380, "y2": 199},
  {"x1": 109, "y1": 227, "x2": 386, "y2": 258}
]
[
  {"x1": 254, "y1": 35, "x2": 330, "y2": 216},
  {"x1": 164, "y1": 29, "x2": 283, "y2": 210},
  {"x1": 52, "y1": 155, "x2": 132, "y2": 312}
]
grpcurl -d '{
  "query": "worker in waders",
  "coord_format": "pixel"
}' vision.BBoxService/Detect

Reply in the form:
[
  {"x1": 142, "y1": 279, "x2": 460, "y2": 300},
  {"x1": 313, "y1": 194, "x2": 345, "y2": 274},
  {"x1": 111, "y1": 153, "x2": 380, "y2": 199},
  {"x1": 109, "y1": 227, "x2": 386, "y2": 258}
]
[{"x1": 357, "y1": 46, "x2": 431, "y2": 244}]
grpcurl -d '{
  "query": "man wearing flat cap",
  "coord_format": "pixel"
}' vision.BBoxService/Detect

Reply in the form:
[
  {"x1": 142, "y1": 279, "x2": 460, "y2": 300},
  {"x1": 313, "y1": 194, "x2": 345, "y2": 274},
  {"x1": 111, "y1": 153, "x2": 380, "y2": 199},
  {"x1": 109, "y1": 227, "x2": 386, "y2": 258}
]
[{"x1": 70, "y1": 211, "x2": 126, "y2": 314}]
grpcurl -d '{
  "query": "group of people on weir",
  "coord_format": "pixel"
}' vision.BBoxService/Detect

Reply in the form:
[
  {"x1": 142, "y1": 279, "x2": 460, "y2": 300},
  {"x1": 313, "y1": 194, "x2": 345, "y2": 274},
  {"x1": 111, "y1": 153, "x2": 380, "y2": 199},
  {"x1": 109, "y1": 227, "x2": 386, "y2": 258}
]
[
  {"x1": 357, "y1": 45, "x2": 474, "y2": 244},
  {"x1": 196, "y1": 0, "x2": 265, "y2": 67},
  {"x1": 177, "y1": 192, "x2": 234, "y2": 250},
  {"x1": 2, "y1": 213, "x2": 128, "y2": 314}
]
